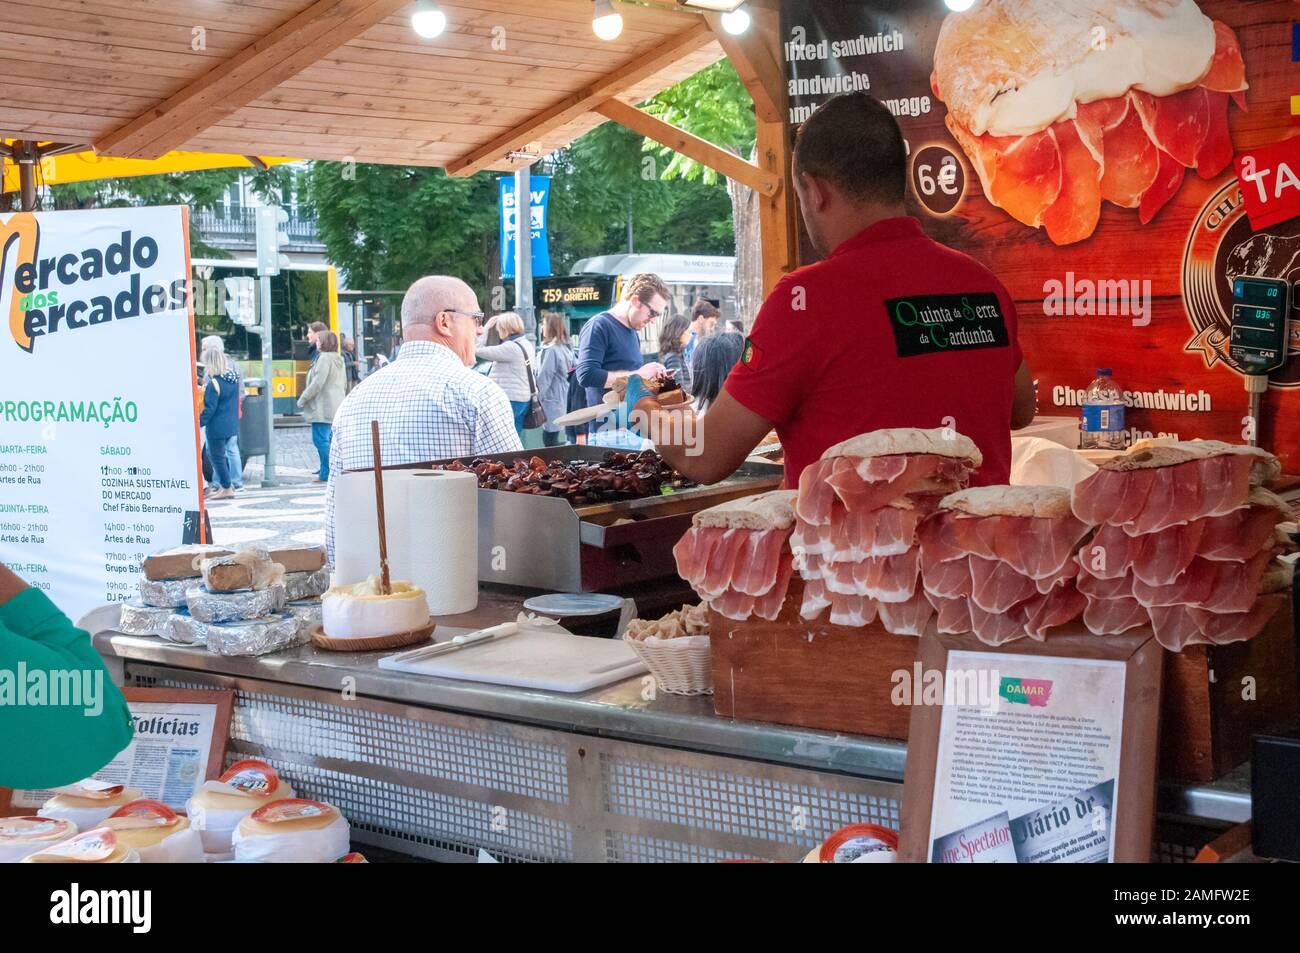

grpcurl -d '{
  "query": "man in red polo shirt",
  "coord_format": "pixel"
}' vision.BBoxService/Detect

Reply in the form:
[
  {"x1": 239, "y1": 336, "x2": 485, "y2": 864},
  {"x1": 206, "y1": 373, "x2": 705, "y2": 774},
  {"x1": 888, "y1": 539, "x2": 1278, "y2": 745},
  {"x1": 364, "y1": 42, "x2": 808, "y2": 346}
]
[{"x1": 629, "y1": 93, "x2": 1035, "y2": 487}]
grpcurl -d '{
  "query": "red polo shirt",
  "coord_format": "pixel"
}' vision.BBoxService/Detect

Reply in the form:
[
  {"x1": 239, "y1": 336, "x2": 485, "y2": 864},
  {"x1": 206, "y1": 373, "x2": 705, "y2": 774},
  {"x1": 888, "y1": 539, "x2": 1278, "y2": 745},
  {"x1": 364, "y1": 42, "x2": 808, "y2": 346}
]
[{"x1": 726, "y1": 217, "x2": 1022, "y2": 487}]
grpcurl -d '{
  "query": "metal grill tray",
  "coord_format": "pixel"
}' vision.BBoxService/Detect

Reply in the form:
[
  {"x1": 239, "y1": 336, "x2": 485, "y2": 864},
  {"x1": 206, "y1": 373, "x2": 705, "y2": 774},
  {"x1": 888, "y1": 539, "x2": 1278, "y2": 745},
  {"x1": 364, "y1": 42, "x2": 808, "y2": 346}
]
[{"x1": 377, "y1": 447, "x2": 782, "y2": 593}]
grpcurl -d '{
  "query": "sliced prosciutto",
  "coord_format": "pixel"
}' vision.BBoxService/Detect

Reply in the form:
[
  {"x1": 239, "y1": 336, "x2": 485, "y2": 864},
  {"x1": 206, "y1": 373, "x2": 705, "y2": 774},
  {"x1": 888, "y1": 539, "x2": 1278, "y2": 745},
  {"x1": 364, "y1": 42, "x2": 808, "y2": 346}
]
[
  {"x1": 928, "y1": 593, "x2": 973, "y2": 635},
  {"x1": 1070, "y1": 441, "x2": 1279, "y2": 535},
  {"x1": 819, "y1": 551, "x2": 921, "y2": 603},
  {"x1": 1040, "y1": 118, "x2": 1102, "y2": 246},
  {"x1": 799, "y1": 453, "x2": 974, "y2": 524},
  {"x1": 877, "y1": 588, "x2": 936, "y2": 637},
  {"x1": 791, "y1": 500, "x2": 928, "y2": 562},
  {"x1": 1132, "y1": 549, "x2": 1276, "y2": 614},
  {"x1": 673, "y1": 490, "x2": 799, "y2": 622},
  {"x1": 1082, "y1": 595, "x2": 1150, "y2": 636},
  {"x1": 1148, "y1": 594, "x2": 1285, "y2": 652}
]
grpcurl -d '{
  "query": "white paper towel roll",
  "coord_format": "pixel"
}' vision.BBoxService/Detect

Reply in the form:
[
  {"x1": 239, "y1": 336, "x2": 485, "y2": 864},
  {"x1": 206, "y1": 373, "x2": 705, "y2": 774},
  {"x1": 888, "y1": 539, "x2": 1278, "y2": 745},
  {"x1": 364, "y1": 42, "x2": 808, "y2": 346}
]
[{"x1": 334, "y1": 468, "x2": 478, "y2": 615}]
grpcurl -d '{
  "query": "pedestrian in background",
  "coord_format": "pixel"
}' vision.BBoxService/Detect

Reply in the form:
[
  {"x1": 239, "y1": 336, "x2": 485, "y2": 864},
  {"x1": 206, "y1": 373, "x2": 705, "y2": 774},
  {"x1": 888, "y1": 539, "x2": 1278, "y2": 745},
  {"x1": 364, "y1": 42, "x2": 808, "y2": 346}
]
[
  {"x1": 475, "y1": 311, "x2": 536, "y2": 440},
  {"x1": 683, "y1": 298, "x2": 719, "y2": 365},
  {"x1": 198, "y1": 335, "x2": 244, "y2": 499},
  {"x1": 298, "y1": 329, "x2": 346, "y2": 484},
  {"x1": 537, "y1": 313, "x2": 576, "y2": 447},
  {"x1": 658, "y1": 313, "x2": 694, "y2": 396},
  {"x1": 307, "y1": 321, "x2": 328, "y2": 365},
  {"x1": 689, "y1": 330, "x2": 744, "y2": 416},
  {"x1": 340, "y1": 333, "x2": 361, "y2": 390}
]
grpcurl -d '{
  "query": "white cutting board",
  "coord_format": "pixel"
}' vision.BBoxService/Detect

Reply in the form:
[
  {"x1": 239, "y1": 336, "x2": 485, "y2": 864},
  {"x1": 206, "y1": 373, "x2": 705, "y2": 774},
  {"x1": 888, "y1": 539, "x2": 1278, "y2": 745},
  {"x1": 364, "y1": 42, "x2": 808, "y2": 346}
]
[{"x1": 377, "y1": 624, "x2": 647, "y2": 693}]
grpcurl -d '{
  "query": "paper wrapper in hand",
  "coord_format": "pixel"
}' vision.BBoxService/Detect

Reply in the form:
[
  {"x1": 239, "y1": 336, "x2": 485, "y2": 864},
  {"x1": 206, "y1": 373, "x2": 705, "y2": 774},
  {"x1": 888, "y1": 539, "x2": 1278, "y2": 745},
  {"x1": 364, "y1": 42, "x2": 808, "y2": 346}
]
[
  {"x1": 284, "y1": 567, "x2": 330, "y2": 601},
  {"x1": 117, "y1": 601, "x2": 172, "y2": 636},
  {"x1": 138, "y1": 577, "x2": 191, "y2": 609},
  {"x1": 204, "y1": 612, "x2": 304, "y2": 657},
  {"x1": 185, "y1": 584, "x2": 286, "y2": 624},
  {"x1": 334, "y1": 468, "x2": 478, "y2": 615}
]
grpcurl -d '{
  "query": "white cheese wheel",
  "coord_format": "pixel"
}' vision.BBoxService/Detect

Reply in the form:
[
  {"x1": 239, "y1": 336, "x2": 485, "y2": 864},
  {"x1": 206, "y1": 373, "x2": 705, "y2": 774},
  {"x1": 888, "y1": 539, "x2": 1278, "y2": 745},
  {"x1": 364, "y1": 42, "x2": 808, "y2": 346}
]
[
  {"x1": 102, "y1": 816, "x2": 206, "y2": 864},
  {"x1": 232, "y1": 803, "x2": 350, "y2": 863},
  {"x1": 0, "y1": 817, "x2": 78, "y2": 864},
  {"x1": 40, "y1": 788, "x2": 143, "y2": 830},
  {"x1": 185, "y1": 778, "x2": 295, "y2": 854},
  {"x1": 322, "y1": 577, "x2": 429, "y2": 640}
]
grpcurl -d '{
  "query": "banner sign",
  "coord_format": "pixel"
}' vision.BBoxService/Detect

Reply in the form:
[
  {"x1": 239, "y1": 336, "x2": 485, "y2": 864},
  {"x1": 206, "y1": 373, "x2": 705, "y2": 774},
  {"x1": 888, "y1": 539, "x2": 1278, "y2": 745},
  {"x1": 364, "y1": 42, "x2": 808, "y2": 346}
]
[
  {"x1": 500, "y1": 175, "x2": 552, "y2": 280},
  {"x1": 0, "y1": 206, "x2": 202, "y2": 622},
  {"x1": 782, "y1": 0, "x2": 1300, "y2": 471}
]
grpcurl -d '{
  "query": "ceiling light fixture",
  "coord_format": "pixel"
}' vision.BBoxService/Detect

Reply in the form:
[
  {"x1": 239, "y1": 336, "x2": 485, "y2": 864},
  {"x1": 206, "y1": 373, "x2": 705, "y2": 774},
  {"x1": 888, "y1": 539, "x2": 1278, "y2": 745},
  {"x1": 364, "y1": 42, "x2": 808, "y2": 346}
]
[
  {"x1": 944, "y1": 0, "x2": 976, "y2": 11},
  {"x1": 593, "y1": 0, "x2": 624, "y2": 41},
  {"x1": 411, "y1": 0, "x2": 447, "y2": 39},
  {"x1": 719, "y1": 5, "x2": 751, "y2": 34}
]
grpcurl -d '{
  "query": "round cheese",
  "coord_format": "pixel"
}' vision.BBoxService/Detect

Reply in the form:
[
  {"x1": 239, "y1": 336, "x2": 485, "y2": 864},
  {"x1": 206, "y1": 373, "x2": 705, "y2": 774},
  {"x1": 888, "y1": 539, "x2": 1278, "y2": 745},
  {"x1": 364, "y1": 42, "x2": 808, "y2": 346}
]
[
  {"x1": 21, "y1": 828, "x2": 140, "y2": 864},
  {"x1": 102, "y1": 815, "x2": 205, "y2": 863},
  {"x1": 186, "y1": 777, "x2": 295, "y2": 854},
  {"x1": 322, "y1": 577, "x2": 429, "y2": 640},
  {"x1": 232, "y1": 799, "x2": 351, "y2": 863},
  {"x1": 0, "y1": 817, "x2": 78, "y2": 864},
  {"x1": 41, "y1": 787, "x2": 143, "y2": 830}
]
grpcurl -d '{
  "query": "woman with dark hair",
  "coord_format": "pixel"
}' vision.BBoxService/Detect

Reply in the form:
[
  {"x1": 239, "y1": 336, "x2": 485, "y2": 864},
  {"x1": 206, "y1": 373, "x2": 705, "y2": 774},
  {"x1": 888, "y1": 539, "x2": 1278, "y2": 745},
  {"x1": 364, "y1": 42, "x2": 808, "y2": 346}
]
[
  {"x1": 688, "y1": 331, "x2": 744, "y2": 416},
  {"x1": 657, "y1": 313, "x2": 693, "y2": 396}
]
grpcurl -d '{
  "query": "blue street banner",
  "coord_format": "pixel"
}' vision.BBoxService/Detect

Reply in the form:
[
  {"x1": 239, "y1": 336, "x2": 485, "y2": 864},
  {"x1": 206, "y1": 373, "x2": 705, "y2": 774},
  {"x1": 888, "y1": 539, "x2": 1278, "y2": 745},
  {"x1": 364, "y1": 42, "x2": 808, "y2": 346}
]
[{"x1": 499, "y1": 176, "x2": 551, "y2": 280}]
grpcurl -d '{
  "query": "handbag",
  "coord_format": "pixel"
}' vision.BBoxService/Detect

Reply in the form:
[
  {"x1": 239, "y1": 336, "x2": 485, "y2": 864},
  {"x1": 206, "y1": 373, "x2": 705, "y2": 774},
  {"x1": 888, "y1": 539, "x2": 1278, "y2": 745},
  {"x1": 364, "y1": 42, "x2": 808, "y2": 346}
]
[{"x1": 514, "y1": 341, "x2": 547, "y2": 429}]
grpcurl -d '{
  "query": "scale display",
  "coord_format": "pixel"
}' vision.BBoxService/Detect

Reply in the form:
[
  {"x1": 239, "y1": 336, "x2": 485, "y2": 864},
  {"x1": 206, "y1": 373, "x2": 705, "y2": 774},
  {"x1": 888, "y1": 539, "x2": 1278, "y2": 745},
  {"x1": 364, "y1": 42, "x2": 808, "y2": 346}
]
[{"x1": 1229, "y1": 277, "x2": 1291, "y2": 374}]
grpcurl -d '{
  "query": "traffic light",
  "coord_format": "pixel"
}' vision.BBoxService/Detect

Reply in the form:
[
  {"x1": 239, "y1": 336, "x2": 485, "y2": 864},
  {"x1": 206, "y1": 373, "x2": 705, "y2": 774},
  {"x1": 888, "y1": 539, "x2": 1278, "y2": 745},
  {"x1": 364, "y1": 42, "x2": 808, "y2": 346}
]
[{"x1": 254, "y1": 204, "x2": 291, "y2": 277}]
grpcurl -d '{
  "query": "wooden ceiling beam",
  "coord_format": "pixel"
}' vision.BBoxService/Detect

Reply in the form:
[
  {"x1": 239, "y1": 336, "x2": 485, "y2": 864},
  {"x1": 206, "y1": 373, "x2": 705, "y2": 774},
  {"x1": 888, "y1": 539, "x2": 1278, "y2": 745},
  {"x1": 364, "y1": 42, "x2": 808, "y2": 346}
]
[
  {"x1": 94, "y1": 0, "x2": 413, "y2": 159},
  {"x1": 703, "y1": 9, "x2": 784, "y2": 124},
  {"x1": 445, "y1": 21, "x2": 716, "y2": 178},
  {"x1": 593, "y1": 97, "x2": 778, "y2": 195}
]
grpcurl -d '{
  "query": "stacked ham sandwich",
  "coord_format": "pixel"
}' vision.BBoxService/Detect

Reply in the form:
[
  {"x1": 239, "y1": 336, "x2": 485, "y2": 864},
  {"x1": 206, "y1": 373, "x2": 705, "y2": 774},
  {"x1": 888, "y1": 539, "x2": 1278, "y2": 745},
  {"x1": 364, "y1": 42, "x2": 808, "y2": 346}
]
[
  {"x1": 672, "y1": 489, "x2": 798, "y2": 622},
  {"x1": 1072, "y1": 440, "x2": 1294, "y2": 651},
  {"x1": 919, "y1": 486, "x2": 1091, "y2": 645},
  {"x1": 673, "y1": 430, "x2": 1294, "y2": 651},
  {"x1": 792, "y1": 429, "x2": 983, "y2": 634}
]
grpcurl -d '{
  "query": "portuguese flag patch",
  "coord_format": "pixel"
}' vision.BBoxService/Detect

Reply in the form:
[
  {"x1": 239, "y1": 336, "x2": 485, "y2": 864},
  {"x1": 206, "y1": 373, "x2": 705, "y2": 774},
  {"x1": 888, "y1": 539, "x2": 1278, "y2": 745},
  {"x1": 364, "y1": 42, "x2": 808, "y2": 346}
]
[{"x1": 742, "y1": 337, "x2": 763, "y2": 368}]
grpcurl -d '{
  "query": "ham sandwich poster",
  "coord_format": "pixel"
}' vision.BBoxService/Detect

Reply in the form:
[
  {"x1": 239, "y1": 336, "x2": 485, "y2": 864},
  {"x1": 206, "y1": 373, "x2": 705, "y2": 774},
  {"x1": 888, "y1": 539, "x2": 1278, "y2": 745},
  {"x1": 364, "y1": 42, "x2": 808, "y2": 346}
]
[{"x1": 782, "y1": 0, "x2": 1300, "y2": 472}]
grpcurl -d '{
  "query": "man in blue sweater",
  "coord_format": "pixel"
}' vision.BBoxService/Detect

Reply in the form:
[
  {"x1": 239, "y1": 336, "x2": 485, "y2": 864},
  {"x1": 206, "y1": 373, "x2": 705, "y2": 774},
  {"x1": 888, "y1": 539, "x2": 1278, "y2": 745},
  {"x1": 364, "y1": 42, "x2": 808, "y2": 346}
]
[{"x1": 576, "y1": 273, "x2": 671, "y2": 412}]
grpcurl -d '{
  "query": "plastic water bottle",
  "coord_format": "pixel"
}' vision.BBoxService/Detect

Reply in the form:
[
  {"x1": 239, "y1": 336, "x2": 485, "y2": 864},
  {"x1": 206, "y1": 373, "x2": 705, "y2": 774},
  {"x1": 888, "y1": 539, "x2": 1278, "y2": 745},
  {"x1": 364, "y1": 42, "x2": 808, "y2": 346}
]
[{"x1": 1080, "y1": 368, "x2": 1126, "y2": 450}]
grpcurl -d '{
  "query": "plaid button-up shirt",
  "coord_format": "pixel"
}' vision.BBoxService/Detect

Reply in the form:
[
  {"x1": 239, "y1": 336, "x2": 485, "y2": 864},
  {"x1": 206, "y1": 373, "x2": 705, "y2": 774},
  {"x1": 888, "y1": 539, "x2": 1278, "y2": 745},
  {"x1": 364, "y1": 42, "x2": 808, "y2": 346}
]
[{"x1": 326, "y1": 339, "x2": 522, "y2": 561}]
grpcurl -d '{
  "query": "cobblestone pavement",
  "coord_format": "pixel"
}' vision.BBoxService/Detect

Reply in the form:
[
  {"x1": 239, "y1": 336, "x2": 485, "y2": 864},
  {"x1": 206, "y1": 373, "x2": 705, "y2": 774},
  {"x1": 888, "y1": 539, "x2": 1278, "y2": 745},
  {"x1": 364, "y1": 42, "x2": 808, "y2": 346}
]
[{"x1": 208, "y1": 425, "x2": 327, "y2": 551}]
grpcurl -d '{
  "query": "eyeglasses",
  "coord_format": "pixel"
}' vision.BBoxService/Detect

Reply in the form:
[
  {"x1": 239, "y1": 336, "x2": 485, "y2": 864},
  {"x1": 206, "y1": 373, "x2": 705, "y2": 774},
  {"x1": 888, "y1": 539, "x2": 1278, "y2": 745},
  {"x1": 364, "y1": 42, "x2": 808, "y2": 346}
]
[
  {"x1": 443, "y1": 308, "x2": 485, "y2": 328},
  {"x1": 643, "y1": 302, "x2": 664, "y2": 320}
]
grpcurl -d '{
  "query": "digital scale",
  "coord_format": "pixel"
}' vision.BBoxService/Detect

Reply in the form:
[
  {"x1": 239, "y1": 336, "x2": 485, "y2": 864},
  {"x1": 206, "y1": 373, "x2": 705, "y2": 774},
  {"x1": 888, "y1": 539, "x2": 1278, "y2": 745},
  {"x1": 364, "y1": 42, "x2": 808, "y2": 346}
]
[
  {"x1": 1230, "y1": 276, "x2": 1291, "y2": 373},
  {"x1": 1230, "y1": 276, "x2": 1292, "y2": 445}
]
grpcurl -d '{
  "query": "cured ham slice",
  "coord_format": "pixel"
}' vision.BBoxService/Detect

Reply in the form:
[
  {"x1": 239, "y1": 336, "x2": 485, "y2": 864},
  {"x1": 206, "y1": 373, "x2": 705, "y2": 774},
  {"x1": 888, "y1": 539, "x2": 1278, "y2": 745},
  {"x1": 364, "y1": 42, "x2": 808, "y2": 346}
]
[
  {"x1": 920, "y1": 553, "x2": 972, "y2": 599},
  {"x1": 942, "y1": 487, "x2": 1092, "y2": 578},
  {"x1": 1201, "y1": 20, "x2": 1248, "y2": 94},
  {"x1": 927, "y1": 593, "x2": 973, "y2": 635},
  {"x1": 1196, "y1": 90, "x2": 1233, "y2": 179},
  {"x1": 969, "y1": 556, "x2": 1040, "y2": 614},
  {"x1": 1075, "y1": 563, "x2": 1135, "y2": 601},
  {"x1": 1132, "y1": 88, "x2": 1209, "y2": 170},
  {"x1": 801, "y1": 577, "x2": 831, "y2": 621},
  {"x1": 1097, "y1": 102, "x2": 1160, "y2": 208},
  {"x1": 877, "y1": 588, "x2": 936, "y2": 637},
  {"x1": 1023, "y1": 584, "x2": 1089, "y2": 641},
  {"x1": 1132, "y1": 549, "x2": 1275, "y2": 614},
  {"x1": 1199, "y1": 497, "x2": 1288, "y2": 560},
  {"x1": 792, "y1": 501, "x2": 926, "y2": 562},
  {"x1": 829, "y1": 592, "x2": 879, "y2": 628},
  {"x1": 1041, "y1": 118, "x2": 1102, "y2": 246},
  {"x1": 1148, "y1": 594, "x2": 1285, "y2": 652},
  {"x1": 1070, "y1": 441, "x2": 1279, "y2": 535},
  {"x1": 1083, "y1": 595, "x2": 1150, "y2": 636},
  {"x1": 969, "y1": 603, "x2": 1032, "y2": 647},
  {"x1": 822, "y1": 551, "x2": 920, "y2": 603},
  {"x1": 801, "y1": 453, "x2": 973, "y2": 521},
  {"x1": 1138, "y1": 148, "x2": 1186, "y2": 224}
]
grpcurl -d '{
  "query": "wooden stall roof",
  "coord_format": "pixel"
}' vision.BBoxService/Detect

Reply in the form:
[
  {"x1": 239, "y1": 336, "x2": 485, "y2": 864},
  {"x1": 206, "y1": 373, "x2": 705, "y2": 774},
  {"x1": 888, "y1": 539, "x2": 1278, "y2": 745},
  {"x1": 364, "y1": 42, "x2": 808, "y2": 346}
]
[{"x1": 0, "y1": 0, "x2": 725, "y2": 172}]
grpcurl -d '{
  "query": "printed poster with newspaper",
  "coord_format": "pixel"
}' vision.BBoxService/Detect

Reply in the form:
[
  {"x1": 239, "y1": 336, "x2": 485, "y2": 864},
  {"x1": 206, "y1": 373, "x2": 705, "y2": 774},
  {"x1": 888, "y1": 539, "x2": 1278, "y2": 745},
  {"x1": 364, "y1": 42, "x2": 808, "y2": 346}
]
[{"x1": 928, "y1": 652, "x2": 1125, "y2": 863}]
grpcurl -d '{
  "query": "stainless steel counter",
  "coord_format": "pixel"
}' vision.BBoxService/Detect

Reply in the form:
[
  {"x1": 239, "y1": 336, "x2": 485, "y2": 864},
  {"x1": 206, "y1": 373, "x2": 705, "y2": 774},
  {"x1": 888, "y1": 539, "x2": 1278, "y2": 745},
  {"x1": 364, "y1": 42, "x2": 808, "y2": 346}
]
[{"x1": 86, "y1": 597, "x2": 1251, "y2": 862}]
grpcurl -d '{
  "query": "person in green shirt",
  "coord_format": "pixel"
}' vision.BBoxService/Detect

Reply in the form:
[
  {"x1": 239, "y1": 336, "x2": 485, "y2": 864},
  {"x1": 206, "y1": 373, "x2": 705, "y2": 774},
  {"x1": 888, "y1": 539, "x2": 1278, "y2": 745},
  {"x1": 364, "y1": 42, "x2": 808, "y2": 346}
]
[{"x1": 0, "y1": 562, "x2": 134, "y2": 789}]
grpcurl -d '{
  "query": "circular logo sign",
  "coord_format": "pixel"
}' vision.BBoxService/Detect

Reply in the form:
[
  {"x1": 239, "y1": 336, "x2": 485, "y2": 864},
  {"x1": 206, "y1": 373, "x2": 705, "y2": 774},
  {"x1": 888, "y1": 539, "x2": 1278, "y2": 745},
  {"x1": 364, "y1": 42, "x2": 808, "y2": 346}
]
[
  {"x1": 911, "y1": 144, "x2": 966, "y2": 216},
  {"x1": 1182, "y1": 180, "x2": 1300, "y2": 387}
]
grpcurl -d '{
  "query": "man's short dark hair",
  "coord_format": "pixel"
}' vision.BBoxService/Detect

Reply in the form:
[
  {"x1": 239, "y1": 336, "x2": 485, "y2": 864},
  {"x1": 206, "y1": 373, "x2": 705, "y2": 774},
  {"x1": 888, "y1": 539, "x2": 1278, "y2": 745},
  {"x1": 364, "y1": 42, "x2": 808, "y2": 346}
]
[
  {"x1": 691, "y1": 298, "x2": 720, "y2": 321},
  {"x1": 793, "y1": 93, "x2": 906, "y2": 205}
]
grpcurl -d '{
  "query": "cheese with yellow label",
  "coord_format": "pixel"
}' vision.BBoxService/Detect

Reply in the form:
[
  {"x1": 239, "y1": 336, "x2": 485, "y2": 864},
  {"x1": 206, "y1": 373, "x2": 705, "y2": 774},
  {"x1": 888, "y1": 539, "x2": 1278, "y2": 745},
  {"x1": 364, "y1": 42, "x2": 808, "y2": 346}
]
[
  {"x1": 40, "y1": 785, "x2": 143, "y2": 830},
  {"x1": 232, "y1": 798, "x2": 351, "y2": 863}
]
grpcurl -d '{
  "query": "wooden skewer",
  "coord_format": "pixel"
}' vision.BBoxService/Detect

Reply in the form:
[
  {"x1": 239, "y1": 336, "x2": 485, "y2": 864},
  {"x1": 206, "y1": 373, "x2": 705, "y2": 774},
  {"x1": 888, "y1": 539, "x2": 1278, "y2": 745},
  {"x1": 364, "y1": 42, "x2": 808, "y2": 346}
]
[{"x1": 370, "y1": 419, "x2": 391, "y2": 596}]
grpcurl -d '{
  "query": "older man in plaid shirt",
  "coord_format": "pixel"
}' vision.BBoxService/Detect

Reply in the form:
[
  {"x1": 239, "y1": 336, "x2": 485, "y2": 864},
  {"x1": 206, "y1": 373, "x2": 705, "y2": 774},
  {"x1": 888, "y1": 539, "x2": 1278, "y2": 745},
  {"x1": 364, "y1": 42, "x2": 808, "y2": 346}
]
[{"x1": 326, "y1": 276, "x2": 521, "y2": 562}]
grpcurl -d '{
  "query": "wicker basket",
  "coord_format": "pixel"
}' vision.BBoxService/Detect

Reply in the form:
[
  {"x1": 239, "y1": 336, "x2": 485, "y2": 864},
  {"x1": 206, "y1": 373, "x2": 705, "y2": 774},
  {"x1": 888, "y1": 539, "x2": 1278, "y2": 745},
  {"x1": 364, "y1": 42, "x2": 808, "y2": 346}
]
[{"x1": 625, "y1": 634, "x2": 713, "y2": 696}]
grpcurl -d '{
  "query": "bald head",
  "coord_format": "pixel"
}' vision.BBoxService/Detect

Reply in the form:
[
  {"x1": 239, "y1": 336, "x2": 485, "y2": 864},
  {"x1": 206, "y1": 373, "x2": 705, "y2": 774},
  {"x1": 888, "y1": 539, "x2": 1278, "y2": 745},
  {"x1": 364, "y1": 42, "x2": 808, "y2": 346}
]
[
  {"x1": 401, "y1": 275, "x2": 482, "y2": 365},
  {"x1": 402, "y1": 276, "x2": 478, "y2": 330}
]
